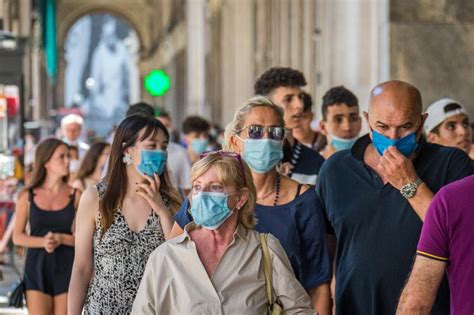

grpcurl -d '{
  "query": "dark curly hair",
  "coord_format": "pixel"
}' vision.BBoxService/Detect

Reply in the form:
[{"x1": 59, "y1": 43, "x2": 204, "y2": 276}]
[
  {"x1": 182, "y1": 115, "x2": 210, "y2": 135},
  {"x1": 321, "y1": 86, "x2": 359, "y2": 120},
  {"x1": 302, "y1": 92, "x2": 313, "y2": 113},
  {"x1": 254, "y1": 67, "x2": 307, "y2": 96}
]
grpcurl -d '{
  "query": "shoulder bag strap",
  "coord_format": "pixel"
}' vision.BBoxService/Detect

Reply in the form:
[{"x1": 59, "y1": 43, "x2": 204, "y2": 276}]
[{"x1": 260, "y1": 233, "x2": 274, "y2": 305}]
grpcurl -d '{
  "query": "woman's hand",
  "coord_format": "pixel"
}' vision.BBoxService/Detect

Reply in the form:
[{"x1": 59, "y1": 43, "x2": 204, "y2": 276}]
[
  {"x1": 136, "y1": 173, "x2": 174, "y2": 239},
  {"x1": 136, "y1": 173, "x2": 170, "y2": 216},
  {"x1": 44, "y1": 232, "x2": 62, "y2": 253}
]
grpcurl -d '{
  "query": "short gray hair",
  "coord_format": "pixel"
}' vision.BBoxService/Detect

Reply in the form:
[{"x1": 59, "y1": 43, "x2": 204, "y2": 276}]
[{"x1": 223, "y1": 96, "x2": 285, "y2": 150}]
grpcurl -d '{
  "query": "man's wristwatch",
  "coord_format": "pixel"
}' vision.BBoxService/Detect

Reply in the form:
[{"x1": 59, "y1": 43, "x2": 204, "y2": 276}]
[{"x1": 400, "y1": 178, "x2": 423, "y2": 199}]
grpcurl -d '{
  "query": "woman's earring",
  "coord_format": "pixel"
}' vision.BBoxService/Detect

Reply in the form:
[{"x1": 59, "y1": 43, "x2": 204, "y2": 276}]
[{"x1": 123, "y1": 153, "x2": 133, "y2": 165}]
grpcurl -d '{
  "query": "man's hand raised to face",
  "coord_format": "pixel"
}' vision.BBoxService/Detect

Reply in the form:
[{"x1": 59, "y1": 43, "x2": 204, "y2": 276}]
[{"x1": 378, "y1": 146, "x2": 418, "y2": 190}]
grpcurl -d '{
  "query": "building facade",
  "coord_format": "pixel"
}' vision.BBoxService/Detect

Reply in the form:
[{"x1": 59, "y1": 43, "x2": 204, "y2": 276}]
[{"x1": 1, "y1": 0, "x2": 473, "y2": 132}]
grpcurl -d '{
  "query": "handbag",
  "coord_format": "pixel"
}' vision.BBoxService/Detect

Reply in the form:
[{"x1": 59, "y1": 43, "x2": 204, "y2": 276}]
[
  {"x1": 8, "y1": 280, "x2": 25, "y2": 308},
  {"x1": 259, "y1": 233, "x2": 285, "y2": 315}
]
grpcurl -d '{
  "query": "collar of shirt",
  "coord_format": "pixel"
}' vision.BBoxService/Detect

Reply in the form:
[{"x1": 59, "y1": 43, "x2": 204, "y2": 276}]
[{"x1": 176, "y1": 222, "x2": 249, "y2": 244}]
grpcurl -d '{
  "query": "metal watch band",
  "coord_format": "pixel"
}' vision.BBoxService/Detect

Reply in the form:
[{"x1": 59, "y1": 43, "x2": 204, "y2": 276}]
[{"x1": 400, "y1": 178, "x2": 423, "y2": 199}]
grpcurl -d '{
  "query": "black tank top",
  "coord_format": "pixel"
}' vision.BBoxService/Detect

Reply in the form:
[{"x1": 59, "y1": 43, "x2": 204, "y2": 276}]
[{"x1": 29, "y1": 188, "x2": 76, "y2": 237}]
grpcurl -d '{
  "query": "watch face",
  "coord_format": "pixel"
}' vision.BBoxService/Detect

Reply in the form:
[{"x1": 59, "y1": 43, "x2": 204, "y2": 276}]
[
  {"x1": 403, "y1": 186, "x2": 415, "y2": 199},
  {"x1": 401, "y1": 181, "x2": 420, "y2": 199}
]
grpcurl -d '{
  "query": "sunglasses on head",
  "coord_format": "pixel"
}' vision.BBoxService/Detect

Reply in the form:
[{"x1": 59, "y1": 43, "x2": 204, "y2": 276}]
[
  {"x1": 199, "y1": 150, "x2": 247, "y2": 186},
  {"x1": 238, "y1": 125, "x2": 286, "y2": 141}
]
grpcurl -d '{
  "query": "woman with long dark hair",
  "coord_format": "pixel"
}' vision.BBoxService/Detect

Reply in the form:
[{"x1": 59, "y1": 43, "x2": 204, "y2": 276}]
[
  {"x1": 68, "y1": 114, "x2": 182, "y2": 314},
  {"x1": 13, "y1": 138, "x2": 80, "y2": 315},
  {"x1": 72, "y1": 141, "x2": 111, "y2": 192}
]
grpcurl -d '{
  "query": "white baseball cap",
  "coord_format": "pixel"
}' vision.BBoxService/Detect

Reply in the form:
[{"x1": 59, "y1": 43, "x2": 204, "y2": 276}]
[{"x1": 424, "y1": 98, "x2": 468, "y2": 133}]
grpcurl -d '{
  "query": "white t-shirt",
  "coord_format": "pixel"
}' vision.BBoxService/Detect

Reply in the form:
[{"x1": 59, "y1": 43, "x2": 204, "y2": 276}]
[{"x1": 166, "y1": 142, "x2": 191, "y2": 191}]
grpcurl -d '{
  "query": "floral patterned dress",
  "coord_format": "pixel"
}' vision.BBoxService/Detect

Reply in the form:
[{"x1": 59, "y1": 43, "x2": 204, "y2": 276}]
[{"x1": 84, "y1": 183, "x2": 166, "y2": 314}]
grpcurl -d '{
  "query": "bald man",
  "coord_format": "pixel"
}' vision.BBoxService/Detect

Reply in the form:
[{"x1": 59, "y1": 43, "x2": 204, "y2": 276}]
[{"x1": 315, "y1": 80, "x2": 473, "y2": 314}]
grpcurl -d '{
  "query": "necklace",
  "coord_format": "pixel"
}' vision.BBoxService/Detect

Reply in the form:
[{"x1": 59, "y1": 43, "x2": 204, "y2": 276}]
[
  {"x1": 273, "y1": 173, "x2": 281, "y2": 206},
  {"x1": 256, "y1": 173, "x2": 281, "y2": 206}
]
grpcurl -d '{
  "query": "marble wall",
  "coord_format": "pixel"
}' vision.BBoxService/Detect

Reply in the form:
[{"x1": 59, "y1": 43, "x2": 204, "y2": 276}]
[{"x1": 390, "y1": 0, "x2": 474, "y2": 116}]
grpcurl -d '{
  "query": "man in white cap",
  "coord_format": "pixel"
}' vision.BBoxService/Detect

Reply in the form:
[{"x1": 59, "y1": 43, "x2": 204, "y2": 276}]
[
  {"x1": 61, "y1": 114, "x2": 90, "y2": 159},
  {"x1": 424, "y1": 98, "x2": 472, "y2": 156}
]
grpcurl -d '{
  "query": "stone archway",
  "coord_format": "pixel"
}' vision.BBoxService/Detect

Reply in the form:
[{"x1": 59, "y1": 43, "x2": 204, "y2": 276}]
[
  {"x1": 56, "y1": 2, "x2": 150, "y2": 136},
  {"x1": 63, "y1": 13, "x2": 141, "y2": 136}
]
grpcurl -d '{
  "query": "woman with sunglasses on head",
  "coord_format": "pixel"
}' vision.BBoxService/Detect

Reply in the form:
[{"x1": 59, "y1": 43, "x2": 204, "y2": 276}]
[
  {"x1": 72, "y1": 141, "x2": 111, "y2": 192},
  {"x1": 13, "y1": 138, "x2": 80, "y2": 315},
  {"x1": 170, "y1": 96, "x2": 332, "y2": 314},
  {"x1": 132, "y1": 152, "x2": 315, "y2": 314},
  {"x1": 68, "y1": 115, "x2": 182, "y2": 315}
]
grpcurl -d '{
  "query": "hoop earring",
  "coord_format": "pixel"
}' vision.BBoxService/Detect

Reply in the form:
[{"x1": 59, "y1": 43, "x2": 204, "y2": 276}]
[{"x1": 122, "y1": 153, "x2": 133, "y2": 165}]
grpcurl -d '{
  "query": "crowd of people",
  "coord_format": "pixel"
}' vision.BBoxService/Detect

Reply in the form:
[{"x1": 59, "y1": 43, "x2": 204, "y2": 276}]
[{"x1": 1, "y1": 66, "x2": 472, "y2": 314}]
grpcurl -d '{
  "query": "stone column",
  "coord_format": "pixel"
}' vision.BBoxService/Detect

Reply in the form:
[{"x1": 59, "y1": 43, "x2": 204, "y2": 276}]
[
  {"x1": 316, "y1": 0, "x2": 389, "y2": 120},
  {"x1": 186, "y1": 0, "x2": 206, "y2": 116},
  {"x1": 220, "y1": 0, "x2": 255, "y2": 125}
]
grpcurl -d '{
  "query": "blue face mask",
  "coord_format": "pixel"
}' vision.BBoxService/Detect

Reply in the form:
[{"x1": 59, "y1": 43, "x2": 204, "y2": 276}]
[
  {"x1": 191, "y1": 192, "x2": 233, "y2": 230},
  {"x1": 241, "y1": 138, "x2": 283, "y2": 173},
  {"x1": 371, "y1": 130, "x2": 418, "y2": 157},
  {"x1": 136, "y1": 149, "x2": 167, "y2": 176},
  {"x1": 331, "y1": 135, "x2": 358, "y2": 151},
  {"x1": 191, "y1": 138, "x2": 209, "y2": 154}
]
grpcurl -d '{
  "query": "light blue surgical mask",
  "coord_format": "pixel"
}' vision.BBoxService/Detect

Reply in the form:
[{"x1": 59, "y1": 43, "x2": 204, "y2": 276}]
[
  {"x1": 136, "y1": 149, "x2": 167, "y2": 176},
  {"x1": 331, "y1": 135, "x2": 358, "y2": 151},
  {"x1": 371, "y1": 130, "x2": 418, "y2": 157},
  {"x1": 241, "y1": 138, "x2": 283, "y2": 173},
  {"x1": 191, "y1": 138, "x2": 209, "y2": 154},
  {"x1": 191, "y1": 192, "x2": 233, "y2": 230}
]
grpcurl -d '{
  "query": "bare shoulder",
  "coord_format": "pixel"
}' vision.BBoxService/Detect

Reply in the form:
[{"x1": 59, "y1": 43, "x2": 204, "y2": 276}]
[
  {"x1": 77, "y1": 186, "x2": 100, "y2": 217},
  {"x1": 80, "y1": 186, "x2": 99, "y2": 203},
  {"x1": 280, "y1": 175, "x2": 299, "y2": 190},
  {"x1": 280, "y1": 175, "x2": 311, "y2": 196},
  {"x1": 300, "y1": 184, "x2": 311, "y2": 194},
  {"x1": 16, "y1": 189, "x2": 30, "y2": 202}
]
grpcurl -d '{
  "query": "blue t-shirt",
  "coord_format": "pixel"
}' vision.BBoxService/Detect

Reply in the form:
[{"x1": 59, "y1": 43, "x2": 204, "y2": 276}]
[
  {"x1": 316, "y1": 135, "x2": 473, "y2": 315},
  {"x1": 175, "y1": 188, "x2": 331, "y2": 290}
]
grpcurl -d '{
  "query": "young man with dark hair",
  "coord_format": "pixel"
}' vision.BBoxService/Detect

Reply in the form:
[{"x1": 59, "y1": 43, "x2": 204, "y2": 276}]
[
  {"x1": 292, "y1": 92, "x2": 327, "y2": 153},
  {"x1": 181, "y1": 115, "x2": 211, "y2": 163},
  {"x1": 319, "y1": 86, "x2": 362, "y2": 160},
  {"x1": 424, "y1": 98, "x2": 472, "y2": 156},
  {"x1": 254, "y1": 67, "x2": 325, "y2": 185}
]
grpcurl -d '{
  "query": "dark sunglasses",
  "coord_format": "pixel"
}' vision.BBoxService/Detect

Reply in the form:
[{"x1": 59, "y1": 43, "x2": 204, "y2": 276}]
[
  {"x1": 199, "y1": 151, "x2": 247, "y2": 185},
  {"x1": 238, "y1": 125, "x2": 286, "y2": 141}
]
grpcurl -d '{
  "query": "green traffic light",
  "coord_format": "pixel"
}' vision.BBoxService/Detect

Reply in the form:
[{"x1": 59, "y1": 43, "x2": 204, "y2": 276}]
[{"x1": 144, "y1": 70, "x2": 171, "y2": 97}]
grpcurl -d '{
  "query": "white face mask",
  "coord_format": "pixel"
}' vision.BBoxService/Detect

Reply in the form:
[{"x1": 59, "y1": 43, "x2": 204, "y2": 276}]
[{"x1": 69, "y1": 159, "x2": 81, "y2": 173}]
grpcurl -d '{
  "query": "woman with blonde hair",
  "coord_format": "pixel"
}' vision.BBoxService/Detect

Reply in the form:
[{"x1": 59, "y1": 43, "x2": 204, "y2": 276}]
[
  {"x1": 132, "y1": 152, "x2": 315, "y2": 314},
  {"x1": 170, "y1": 96, "x2": 332, "y2": 314},
  {"x1": 68, "y1": 115, "x2": 182, "y2": 314}
]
